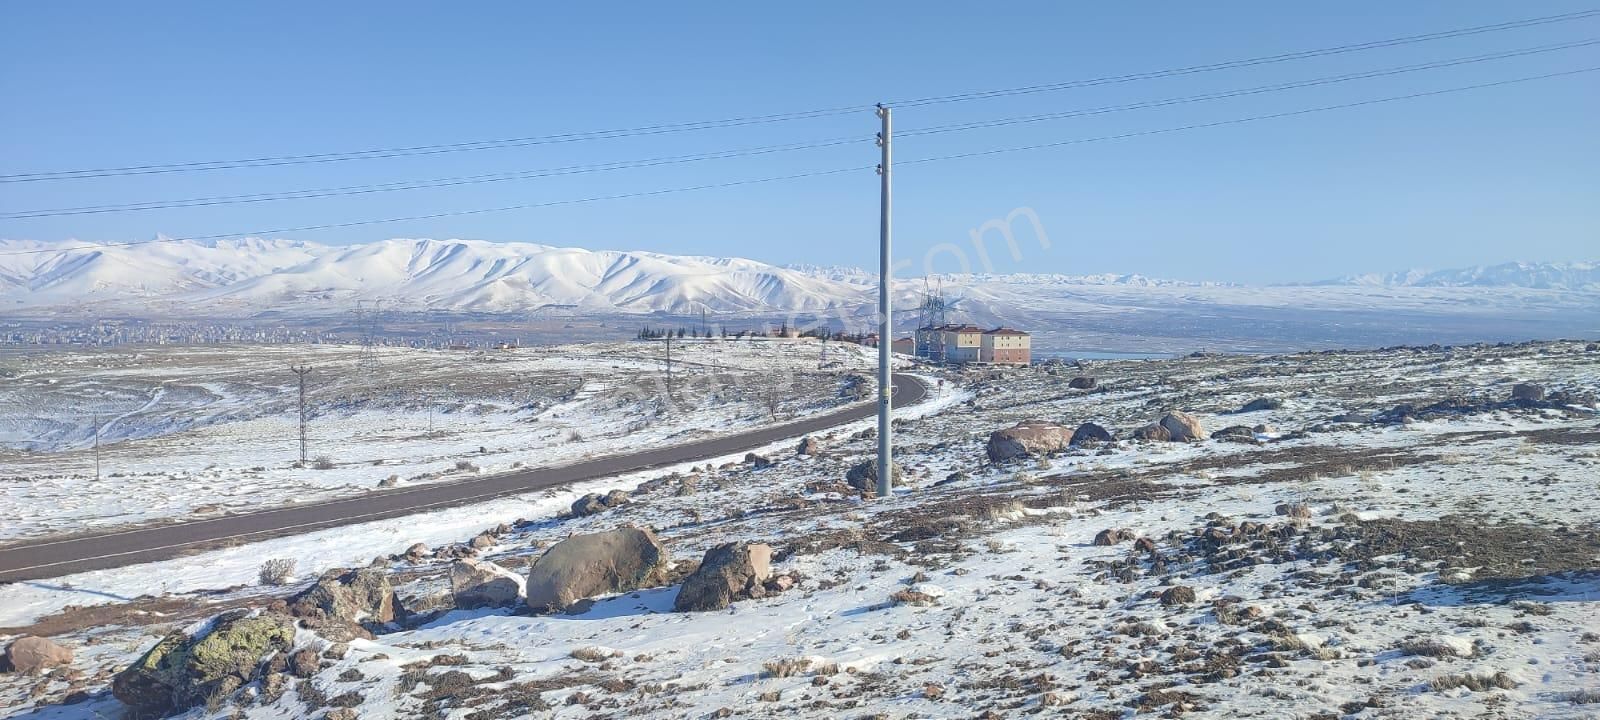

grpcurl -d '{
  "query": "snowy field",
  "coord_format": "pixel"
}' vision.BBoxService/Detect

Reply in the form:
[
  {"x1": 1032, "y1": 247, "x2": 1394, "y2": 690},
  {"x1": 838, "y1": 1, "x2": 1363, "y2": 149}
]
[
  {"x1": 2, "y1": 340, "x2": 1599, "y2": 719},
  {"x1": 0, "y1": 339, "x2": 879, "y2": 540}
]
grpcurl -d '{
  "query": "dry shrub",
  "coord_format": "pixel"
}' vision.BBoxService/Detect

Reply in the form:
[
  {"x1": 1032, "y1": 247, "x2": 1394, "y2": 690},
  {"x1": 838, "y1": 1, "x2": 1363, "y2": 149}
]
[
  {"x1": 1429, "y1": 672, "x2": 1518, "y2": 692},
  {"x1": 569, "y1": 647, "x2": 618, "y2": 663},
  {"x1": 258, "y1": 557, "x2": 296, "y2": 586},
  {"x1": 1564, "y1": 689, "x2": 1600, "y2": 705},
  {"x1": 1398, "y1": 638, "x2": 1468, "y2": 659}
]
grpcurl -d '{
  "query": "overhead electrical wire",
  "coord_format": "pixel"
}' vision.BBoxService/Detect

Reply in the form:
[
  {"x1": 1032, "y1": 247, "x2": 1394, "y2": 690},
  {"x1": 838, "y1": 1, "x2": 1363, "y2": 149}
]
[
  {"x1": 7, "y1": 37, "x2": 1594, "y2": 220},
  {"x1": 887, "y1": 8, "x2": 1600, "y2": 107},
  {"x1": 0, "y1": 137, "x2": 874, "y2": 219},
  {"x1": 4, "y1": 65, "x2": 1591, "y2": 257},
  {"x1": 897, "y1": 38, "x2": 1600, "y2": 138},
  {"x1": 896, "y1": 66, "x2": 1600, "y2": 167},
  {"x1": 1, "y1": 7, "x2": 1595, "y2": 183}
]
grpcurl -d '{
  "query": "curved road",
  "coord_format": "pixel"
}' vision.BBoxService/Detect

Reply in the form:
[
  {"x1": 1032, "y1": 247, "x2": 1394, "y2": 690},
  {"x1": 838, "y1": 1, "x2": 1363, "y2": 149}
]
[{"x1": 0, "y1": 374, "x2": 928, "y2": 583}]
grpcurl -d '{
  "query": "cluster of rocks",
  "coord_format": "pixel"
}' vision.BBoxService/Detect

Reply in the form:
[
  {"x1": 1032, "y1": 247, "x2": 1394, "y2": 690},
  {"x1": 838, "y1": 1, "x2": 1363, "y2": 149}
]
[
  {"x1": 99, "y1": 524, "x2": 802, "y2": 717},
  {"x1": 986, "y1": 411, "x2": 1216, "y2": 463},
  {"x1": 1367, "y1": 382, "x2": 1594, "y2": 425}
]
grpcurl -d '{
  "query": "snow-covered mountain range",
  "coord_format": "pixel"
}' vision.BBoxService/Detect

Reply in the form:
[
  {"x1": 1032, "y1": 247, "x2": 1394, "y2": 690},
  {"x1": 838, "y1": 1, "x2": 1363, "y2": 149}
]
[
  {"x1": 0, "y1": 237, "x2": 870, "y2": 315},
  {"x1": 2, "y1": 237, "x2": 1595, "y2": 352},
  {"x1": 1306, "y1": 260, "x2": 1600, "y2": 291}
]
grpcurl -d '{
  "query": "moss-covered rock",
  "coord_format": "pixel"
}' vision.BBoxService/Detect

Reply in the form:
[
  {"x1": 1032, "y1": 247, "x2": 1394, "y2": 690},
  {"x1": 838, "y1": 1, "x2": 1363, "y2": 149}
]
[{"x1": 112, "y1": 609, "x2": 295, "y2": 716}]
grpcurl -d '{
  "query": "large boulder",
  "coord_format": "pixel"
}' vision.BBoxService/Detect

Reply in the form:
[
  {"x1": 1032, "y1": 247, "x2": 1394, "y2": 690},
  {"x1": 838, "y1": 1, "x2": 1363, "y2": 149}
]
[
  {"x1": 845, "y1": 460, "x2": 905, "y2": 495},
  {"x1": 450, "y1": 559, "x2": 525, "y2": 609},
  {"x1": 112, "y1": 610, "x2": 295, "y2": 716},
  {"x1": 796, "y1": 436, "x2": 821, "y2": 456},
  {"x1": 1131, "y1": 423, "x2": 1171, "y2": 442},
  {"x1": 1236, "y1": 397, "x2": 1283, "y2": 413},
  {"x1": 289, "y1": 567, "x2": 397, "y2": 626},
  {"x1": 986, "y1": 420, "x2": 1073, "y2": 462},
  {"x1": 1159, "y1": 412, "x2": 1207, "y2": 442},
  {"x1": 1511, "y1": 383, "x2": 1545, "y2": 402},
  {"x1": 1067, "y1": 376, "x2": 1096, "y2": 389},
  {"x1": 1070, "y1": 422, "x2": 1114, "y2": 446},
  {"x1": 673, "y1": 542, "x2": 774, "y2": 612},
  {"x1": 1212, "y1": 425, "x2": 1257, "y2": 443},
  {"x1": 1159, "y1": 586, "x2": 1197, "y2": 606},
  {"x1": 4, "y1": 636, "x2": 73, "y2": 675},
  {"x1": 525, "y1": 528, "x2": 668, "y2": 613}
]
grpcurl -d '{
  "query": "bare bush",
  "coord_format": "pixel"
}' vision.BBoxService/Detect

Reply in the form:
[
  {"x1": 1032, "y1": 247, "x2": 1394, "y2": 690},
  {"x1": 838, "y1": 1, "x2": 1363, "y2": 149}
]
[
  {"x1": 1429, "y1": 672, "x2": 1518, "y2": 692},
  {"x1": 566, "y1": 429, "x2": 584, "y2": 443},
  {"x1": 312, "y1": 455, "x2": 335, "y2": 470},
  {"x1": 569, "y1": 646, "x2": 618, "y2": 663},
  {"x1": 258, "y1": 558, "x2": 296, "y2": 586},
  {"x1": 1563, "y1": 689, "x2": 1600, "y2": 705},
  {"x1": 1399, "y1": 638, "x2": 1470, "y2": 658}
]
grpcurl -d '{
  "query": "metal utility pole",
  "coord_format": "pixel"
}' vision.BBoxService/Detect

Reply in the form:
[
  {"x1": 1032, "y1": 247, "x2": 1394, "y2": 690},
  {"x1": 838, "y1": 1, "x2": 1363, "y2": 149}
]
[
  {"x1": 875, "y1": 103, "x2": 893, "y2": 499},
  {"x1": 290, "y1": 365, "x2": 312, "y2": 464},
  {"x1": 664, "y1": 334, "x2": 673, "y2": 393}
]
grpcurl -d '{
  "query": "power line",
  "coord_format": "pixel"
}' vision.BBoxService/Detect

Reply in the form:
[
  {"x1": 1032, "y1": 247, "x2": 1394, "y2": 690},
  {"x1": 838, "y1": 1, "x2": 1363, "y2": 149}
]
[
  {"x1": 0, "y1": 65, "x2": 1592, "y2": 258},
  {"x1": 0, "y1": 166, "x2": 873, "y2": 256},
  {"x1": 0, "y1": 106, "x2": 870, "y2": 184},
  {"x1": 8, "y1": 37, "x2": 1593, "y2": 221},
  {"x1": 2, "y1": 8, "x2": 1595, "y2": 184},
  {"x1": 888, "y1": 8, "x2": 1600, "y2": 107},
  {"x1": 898, "y1": 38, "x2": 1600, "y2": 138},
  {"x1": 896, "y1": 66, "x2": 1600, "y2": 167},
  {"x1": 0, "y1": 136, "x2": 871, "y2": 219}
]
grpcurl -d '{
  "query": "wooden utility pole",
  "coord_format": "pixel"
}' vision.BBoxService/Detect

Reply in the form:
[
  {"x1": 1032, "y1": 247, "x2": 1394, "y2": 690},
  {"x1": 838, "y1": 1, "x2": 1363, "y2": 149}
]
[
  {"x1": 290, "y1": 365, "x2": 312, "y2": 464},
  {"x1": 665, "y1": 334, "x2": 673, "y2": 393},
  {"x1": 875, "y1": 103, "x2": 894, "y2": 499}
]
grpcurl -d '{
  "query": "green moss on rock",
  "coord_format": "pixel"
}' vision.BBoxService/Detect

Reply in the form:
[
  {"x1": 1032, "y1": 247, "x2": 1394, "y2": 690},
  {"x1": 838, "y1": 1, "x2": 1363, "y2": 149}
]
[{"x1": 112, "y1": 610, "x2": 295, "y2": 716}]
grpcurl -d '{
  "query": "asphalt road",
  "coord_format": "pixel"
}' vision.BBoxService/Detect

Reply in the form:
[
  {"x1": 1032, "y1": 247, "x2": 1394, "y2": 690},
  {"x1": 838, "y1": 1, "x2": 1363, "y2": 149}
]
[{"x1": 0, "y1": 373, "x2": 928, "y2": 583}]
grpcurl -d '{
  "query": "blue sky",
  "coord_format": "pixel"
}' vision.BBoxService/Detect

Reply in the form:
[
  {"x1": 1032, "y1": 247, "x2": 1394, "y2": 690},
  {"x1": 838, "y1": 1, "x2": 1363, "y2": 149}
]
[{"x1": 2, "y1": 1, "x2": 1596, "y2": 283}]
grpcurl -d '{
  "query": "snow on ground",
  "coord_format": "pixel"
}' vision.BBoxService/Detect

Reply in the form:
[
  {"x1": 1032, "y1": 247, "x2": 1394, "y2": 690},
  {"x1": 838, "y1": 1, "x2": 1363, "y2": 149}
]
[
  {"x1": 0, "y1": 339, "x2": 880, "y2": 540},
  {"x1": 3, "y1": 339, "x2": 1599, "y2": 719}
]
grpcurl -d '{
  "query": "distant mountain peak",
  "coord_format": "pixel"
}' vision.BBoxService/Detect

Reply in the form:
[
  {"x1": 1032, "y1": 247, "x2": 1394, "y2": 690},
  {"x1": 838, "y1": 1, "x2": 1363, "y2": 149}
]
[{"x1": 1310, "y1": 260, "x2": 1599, "y2": 291}]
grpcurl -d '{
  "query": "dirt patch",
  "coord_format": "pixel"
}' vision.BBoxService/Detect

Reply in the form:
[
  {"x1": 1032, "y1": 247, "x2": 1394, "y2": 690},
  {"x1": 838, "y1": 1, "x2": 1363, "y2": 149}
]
[
  {"x1": 1329, "y1": 516, "x2": 1600, "y2": 583},
  {"x1": 0, "y1": 592, "x2": 230, "y2": 637}
]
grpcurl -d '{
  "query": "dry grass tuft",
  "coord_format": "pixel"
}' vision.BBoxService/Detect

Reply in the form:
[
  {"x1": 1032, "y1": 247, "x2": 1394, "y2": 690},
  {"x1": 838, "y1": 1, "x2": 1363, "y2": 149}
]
[
  {"x1": 569, "y1": 647, "x2": 619, "y2": 663},
  {"x1": 1429, "y1": 671, "x2": 1518, "y2": 692},
  {"x1": 1399, "y1": 638, "x2": 1469, "y2": 659}
]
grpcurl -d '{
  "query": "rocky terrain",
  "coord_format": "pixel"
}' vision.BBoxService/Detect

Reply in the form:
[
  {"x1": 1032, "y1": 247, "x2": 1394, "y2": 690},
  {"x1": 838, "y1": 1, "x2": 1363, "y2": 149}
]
[{"x1": 2, "y1": 339, "x2": 1598, "y2": 719}]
